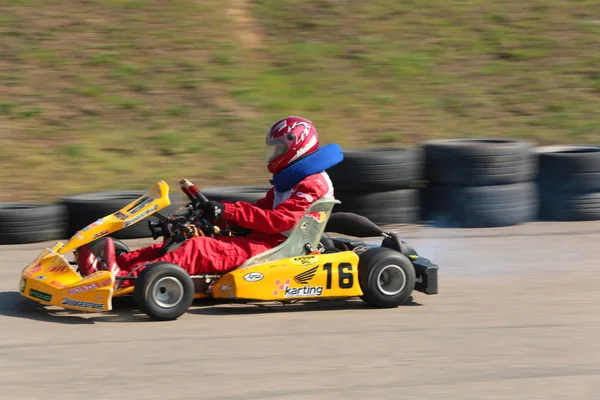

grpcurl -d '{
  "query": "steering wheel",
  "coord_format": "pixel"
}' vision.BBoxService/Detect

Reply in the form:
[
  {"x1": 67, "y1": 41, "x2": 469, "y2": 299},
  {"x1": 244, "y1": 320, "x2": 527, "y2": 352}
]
[
  {"x1": 147, "y1": 179, "x2": 216, "y2": 246},
  {"x1": 178, "y1": 178, "x2": 209, "y2": 204},
  {"x1": 177, "y1": 179, "x2": 219, "y2": 233},
  {"x1": 176, "y1": 179, "x2": 253, "y2": 238}
]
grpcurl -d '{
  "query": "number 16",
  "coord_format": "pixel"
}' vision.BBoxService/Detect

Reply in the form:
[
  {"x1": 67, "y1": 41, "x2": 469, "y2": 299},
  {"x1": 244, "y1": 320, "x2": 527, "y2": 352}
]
[{"x1": 323, "y1": 262, "x2": 354, "y2": 289}]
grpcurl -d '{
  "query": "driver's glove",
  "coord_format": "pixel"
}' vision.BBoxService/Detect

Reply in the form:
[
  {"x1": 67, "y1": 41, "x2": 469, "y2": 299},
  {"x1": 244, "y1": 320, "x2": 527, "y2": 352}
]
[{"x1": 201, "y1": 200, "x2": 225, "y2": 221}]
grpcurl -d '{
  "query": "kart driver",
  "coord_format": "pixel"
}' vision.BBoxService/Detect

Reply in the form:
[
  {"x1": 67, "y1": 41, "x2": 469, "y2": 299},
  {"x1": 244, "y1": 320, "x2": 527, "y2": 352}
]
[{"x1": 76, "y1": 116, "x2": 344, "y2": 287}]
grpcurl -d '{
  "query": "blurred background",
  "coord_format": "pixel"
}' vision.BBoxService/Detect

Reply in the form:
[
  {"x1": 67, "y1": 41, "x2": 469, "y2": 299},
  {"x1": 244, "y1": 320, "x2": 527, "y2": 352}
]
[
  {"x1": 2, "y1": 3, "x2": 600, "y2": 399},
  {"x1": 2, "y1": 0, "x2": 599, "y2": 202}
]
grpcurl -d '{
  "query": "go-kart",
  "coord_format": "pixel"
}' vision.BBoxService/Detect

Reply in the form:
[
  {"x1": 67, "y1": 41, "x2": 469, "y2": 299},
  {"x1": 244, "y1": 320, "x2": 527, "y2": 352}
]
[{"x1": 19, "y1": 180, "x2": 439, "y2": 321}]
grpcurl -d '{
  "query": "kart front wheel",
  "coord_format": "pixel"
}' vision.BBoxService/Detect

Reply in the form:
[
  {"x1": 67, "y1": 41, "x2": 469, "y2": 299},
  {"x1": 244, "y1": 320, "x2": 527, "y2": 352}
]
[
  {"x1": 358, "y1": 247, "x2": 415, "y2": 308},
  {"x1": 134, "y1": 262, "x2": 194, "y2": 321}
]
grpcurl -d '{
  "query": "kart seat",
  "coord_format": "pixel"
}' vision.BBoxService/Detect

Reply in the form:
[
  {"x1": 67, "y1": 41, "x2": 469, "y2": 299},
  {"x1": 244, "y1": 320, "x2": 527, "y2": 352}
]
[{"x1": 238, "y1": 198, "x2": 340, "y2": 268}]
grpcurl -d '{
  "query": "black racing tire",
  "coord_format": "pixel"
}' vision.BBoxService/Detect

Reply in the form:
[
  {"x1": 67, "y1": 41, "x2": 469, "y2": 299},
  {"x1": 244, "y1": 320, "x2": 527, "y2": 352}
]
[
  {"x1": 61, "y1": 190, "x2": 184, "y2": 240},
  {"x1": 539, "y1": 190, "x2": 600, "y2": 221},
  {"x1": 133, "y1": 262, "x2": 195, "y2": 321},
  {"x1": 201, "y1": 186, "x2": 270, "y2": 203},
  {"x1": 537, "y1": 145, "x2": 600, "y2": 193},
  {"x1": 423, "y1": 138, "x2": 537, "y2": 186},
  {"x1": 334, "y1": 189, "x2": 420, "y2": 225},
  {"x1": 326, "y1": 147, "x2": 424, "y2": 192},
  {"x1": 0, "y1": 203, "x2": 68, "y2": 244},
  {"x1": 358, "y1": 247, "x2": 416, "y2": 308},
  {"x1": 423, "y1": 182, "x2": 538, "y2": 228},
  {"x1": 89, "y1": 237, "x2": 131, "y2": 259}
]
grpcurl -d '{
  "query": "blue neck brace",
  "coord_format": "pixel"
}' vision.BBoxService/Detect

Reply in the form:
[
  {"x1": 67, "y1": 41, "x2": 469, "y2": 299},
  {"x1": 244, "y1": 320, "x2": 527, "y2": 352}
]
[{"x1": 270, "y1": 143, "x2": 344, "y2": 192}]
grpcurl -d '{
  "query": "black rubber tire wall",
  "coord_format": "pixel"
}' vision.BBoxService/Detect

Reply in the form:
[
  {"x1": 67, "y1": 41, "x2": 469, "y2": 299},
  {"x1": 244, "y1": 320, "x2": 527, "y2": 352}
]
[
  {"x1": 422, "y1": 182, "x2": 538, "y2": 228},
  {"x1": 61, "y1": 190, "x2": 184, "y2": 239},
  {"x1": 536, "y1": 145, "x2": 600, "y2": 221},
  {"x1": 334, "y1": 189, "x2": 420, "y2": 225},
  {"x1": 539, "y1": 191, "x2": 600, "y2": 221},
  {"x1": 0, "y1": 203, "x2": 68, "y2": 244},
  {"x1": 327, "y1": 147, "x2": 424, "y2": 192},
  {"x1": 201, "y1": 186, "x2": 270, "y2": 203},
  {"x1": 422, "y1": 138, "x2": 538, "y2": 227},
  {"x1": 423, "y1": 138, "x2": 537, "y2": 186}
]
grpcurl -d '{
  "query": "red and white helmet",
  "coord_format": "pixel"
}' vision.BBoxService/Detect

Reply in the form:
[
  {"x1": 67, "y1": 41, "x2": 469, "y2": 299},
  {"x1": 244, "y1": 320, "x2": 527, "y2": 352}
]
[{"x1": 265, "y1": 116, "x2": 320, "y2": 174}]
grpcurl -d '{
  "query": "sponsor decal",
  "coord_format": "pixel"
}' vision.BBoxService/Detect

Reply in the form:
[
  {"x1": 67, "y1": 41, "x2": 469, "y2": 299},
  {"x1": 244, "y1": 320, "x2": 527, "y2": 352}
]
[
  {"x1": 93, "y1": 230, "x2": 110, "y2": 239},
  {"x1": 83, "y1": 271, "x2": 103, "y2": 280},
  {"x1": 295, "y1": 191, "x2": 314, "y2": 202},
  {"x1": 25, "y1": 263, "x2": 42, "y2": 277},
  {"x1": 126, "y1": 196, "x2": 154, "y2": 214},
  {"x1": 294, "y1": 266, "x2": 318, "y2": 284},
  {"x1": 272, "y1": 266, "x2": 323, "y2": 298},
  {"x1": 49, "y1": 265, "x2": 69, "y2": 274},
  {"x1": 272, "y1": 279, "x2": 323, "y2": 298},
  {"x1": 124, "y1": 204, "x2": 158, "y2": 227},
  {"x1": 220, "y1": 284, "x2": 232, "y2": 292},
  {"x1": 113, "y1": 211, "x2": 128, "y2": 220},
  {"x1": 19, "y1": 278, "x2": 26, "y2": 293},
  {"x1": 81, "y1": 219, "x2": 104, "y2": 232},
  {"x1": 68, "y1": 283, "x2": 100, "y2": 295},
  {"x1": 50, "y1": 280, "x2": 67, "y2": 288},
  {"x1": 307, "y1": 211, "x2": 326, "y2": 223},
  {"x1": 290, "y1": 135, "x2": 318, "y2": 162},
  {"x1": 29, "y1": 289, "x2": 52, "y2": 302},
  {"x1": 61, "y1": 298, "x2": 104, "y2": 310},
  {"x1": 243, "y1": 272, "x2": 264, "y2": 282},
  {"x1": 272, "y1": 279, "x2": 291, "y2": 296},
  {"x1": 101, "y1": 279, "x2": 112, "y2": 287},
  {"x1": 283, "y1": 285, "x2": 323, "y2": 297},
  {"x1": 291, "y1": 255, "x2": 319, "y2": 266}
]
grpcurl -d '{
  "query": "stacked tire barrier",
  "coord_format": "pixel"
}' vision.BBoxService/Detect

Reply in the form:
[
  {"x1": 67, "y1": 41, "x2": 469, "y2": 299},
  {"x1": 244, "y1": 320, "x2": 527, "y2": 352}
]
[
  {"x1": 2, "y1": 139, "x2": 600, "y2": 245},
  {"x1": 0, "y1": 189, "x2": 183, "y2": 244},
  {"x1": 537, "y1": 145, "x2": 600, "y2": 221},
  {"x1": 0, "y1": 203, "x2": 68, "y2": 244},
  {"x1": 326, "y1": 148, "x2": 424, "y2": 225},
  {"x1": 61, "y1": 190, "x2": 184, "y2": 239},
  {"x1": 421, "y1": 139, "x2": 539, "y2": 228},
  {"x1": 201, "y1": 186, "x2": 270, "y2": 204}
]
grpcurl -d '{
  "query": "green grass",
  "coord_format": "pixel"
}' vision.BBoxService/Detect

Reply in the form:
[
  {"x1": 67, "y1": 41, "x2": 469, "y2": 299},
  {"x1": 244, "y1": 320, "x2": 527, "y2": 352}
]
[{"x1": 2, "y1": 0, "x2": 600, "y2": 201}]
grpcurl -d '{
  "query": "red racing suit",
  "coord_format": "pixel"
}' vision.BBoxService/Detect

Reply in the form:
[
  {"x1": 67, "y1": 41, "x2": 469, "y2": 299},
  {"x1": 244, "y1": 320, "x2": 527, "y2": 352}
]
[{"x1": 113, "y1": 172, "x2": 335, "y2": 283}]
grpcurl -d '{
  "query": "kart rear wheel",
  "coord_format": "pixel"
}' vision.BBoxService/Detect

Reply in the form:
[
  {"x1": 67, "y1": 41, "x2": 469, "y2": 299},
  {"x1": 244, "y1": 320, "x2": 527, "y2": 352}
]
[
  {"x1": 358, "y1": 247, "x2": 415, "y2": 308},
  {"x1": 90, "y1": 237, "x2": 131, "y2": 258},
  {"x1": 134, "y1": 262, "x2": 194, "y2": 321}
]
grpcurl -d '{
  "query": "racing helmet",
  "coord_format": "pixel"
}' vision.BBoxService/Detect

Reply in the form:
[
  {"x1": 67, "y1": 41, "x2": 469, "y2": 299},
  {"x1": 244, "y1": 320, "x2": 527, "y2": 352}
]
[{"x1": 265, "y1": 116, "x2": 320, "y2": 174}]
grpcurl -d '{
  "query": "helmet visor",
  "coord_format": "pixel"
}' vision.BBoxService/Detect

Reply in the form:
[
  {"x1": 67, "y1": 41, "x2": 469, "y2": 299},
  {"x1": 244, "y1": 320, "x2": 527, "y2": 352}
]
[{"x1": 265, "y1": 140, "x2": 288, "y2": 162}]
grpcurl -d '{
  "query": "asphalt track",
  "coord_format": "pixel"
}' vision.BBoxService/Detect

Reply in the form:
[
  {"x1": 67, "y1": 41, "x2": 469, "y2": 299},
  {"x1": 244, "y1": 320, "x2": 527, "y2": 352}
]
[{"x1": 1, "y1": 221, "x2": 600, "y2": 399}]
